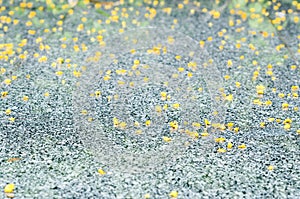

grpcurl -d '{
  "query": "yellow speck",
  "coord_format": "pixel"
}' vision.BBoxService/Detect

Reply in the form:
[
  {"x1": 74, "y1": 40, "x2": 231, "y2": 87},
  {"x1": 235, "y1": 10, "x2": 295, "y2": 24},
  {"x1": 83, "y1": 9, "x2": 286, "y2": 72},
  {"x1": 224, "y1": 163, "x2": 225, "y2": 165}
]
[
  {"x1": 95, "y1": 90, "x2": 101, "y2": 97},
  {"x1": 81, "y1": 110, "x2": 88, "y2": 115},
  {"x1": 172, "y1": 103, "x2": 180, "y2": 109},
  {"x1": 201, "y1": 132, "x2": 209, "y2": 137},
  {"x1": 145, "y1": 120, "x2": 151, "y2": 126},
  {"x1": 4, "y1": 79, "x2": 11, "y2": 85},
  {"x1": 23, "y1": 96, "x2": 29, "y2": 101},
  {"x1": 98, "y1": 169, "x2": 106, "y2": 175},
  {"x1": 227, "y1": 142, "x2": 233, "y2": 149},
  {"x1": 169, "y1": 190, "x2": 178, "y2": 198},
  {"x1": 144, "y1": 193, "x2": 151, "y2": 199},
  {"x1": 4, "y1": 183, "x2": 15, "y2": 193},
  {"x1": 217, "y1": 148, "x2": 226, "y2": 153},
  {"x1": 163, "y1": 136, "x2": 172, "y2": 142},
  {"x1": 5, "y1": 109, "x2": 11, "y2": 115},
  {"x1": 215, "y1": 137, "x2": 226, "y2": 143},
  {"x1": 267, "y1": 165, "x2": 274, "y2": 171},
  {"x1": 238, "y1": 144, "x2": 247, "y2": 149}
]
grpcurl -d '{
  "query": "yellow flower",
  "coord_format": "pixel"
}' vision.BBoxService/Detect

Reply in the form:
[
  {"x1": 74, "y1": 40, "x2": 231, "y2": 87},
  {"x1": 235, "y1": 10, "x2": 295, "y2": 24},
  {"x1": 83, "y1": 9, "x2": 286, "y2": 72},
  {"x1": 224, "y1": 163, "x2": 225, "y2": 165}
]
[
  {"x1": 116, "y1": 69, "x2": 127, "y2": 75},
  {"x1": 94, "y1": 90, "x2": 101, "y2": 97},
  {"x1": 282, "y1": 103, "x2": 289, "y2": 110},
  {"x1": 256, "y1": 85, "x2": 265, "y2": 95},
  {"x1": 73, "y1": 70, "x2": 81, "y2": 77},
  {"x1": 23, "y1": 96, "x2": 29, "y2": 101},
  {"x1": 178, "y1": 67, "x2": 184, "y2": 72},
  {"x1": 155, "y1": 105, "x2": 162, "y2": 113},
  {"x1": 227, "y1": 59, "x2": 233, "y2": 67},
  {"x1": 217, "y1": 148, "x2": 226, "y2": 153},
  {"x1": 225, "y1": 94, "x2": 233, "y2": 101},
  {"x1": 160, "y1": 92, "x2": 167, "y2": 100},
  {"x1": 145, "y1": 120, "x2": 151, "y2": 126},
  {"x1": 172, "y1": 103, "x2": 180, "y2": 109},
  {"x1": 192, "y1": 122, "x2": 201, "y2": 129},
  {"x1": 283, "y1": 118, "x2": 292, "y2": 124},
  {"x1": 265, "y1": 100, "x2": 272, "y2": 106},
  {"x1": 204, "y1": 119, "x2": 210, "y2": 127},
  {"x1": 144, "y1": 193, "x2": 151, "y2": 198},
  {"x1": 169, "y1": 121, "x2": 178, "y2": 130},
  {"x1": 215, "y1": 137, "x2": 226, "y2": 143},
  {"x1": 163, "y1": 136, "x2": 172, "y2": 142},
  {"x1": 199, "y1": 40, "x2": 205, "y2": 48},
  {"x1": 5, "y1": 109, "x2": 11, "y2": 115},
  {"x1": 291, "y1": 85, "x2": 299, "y2": 92},
  {"x1": 103, "y1": 75, "x2": 111, "y2": 81},
  {"x1": 118, "y1": 122, "x2": 126, "y2": 129},
  {"x1": 267, "y1": 165, "x2": 274, "y2": 171},
  {"x1": 283, "y1": 123, "x2": 291, "y2": 130},
  {"x1": 234, "y1": 127, "x2": 239, "y2": 133},
  {"x1": 98, "y1": 169, "x2": 106, "y2": 175},
  {"x1": 201, "y1": 132, "x2": 209, "y2": 136},
  {"x1": 175, "y1": 55, "x2": 181, "y2": 60},
  {"x1": 169, "y1": 190, "x2": 178, "y2": 198},
  {"x1": 113, "y1": 117, "x2": 119, "y2": 127},
  {"x1": 56, "y1": 71, "x2": 63, "y2": 76},
  {"x1": 227, "y1": 142, "x2": 233, "y2": 149},
  {"x1": 4, "y1": 78, "x2": 11, "y2": 85},
  {"x1": 81, "y1": 110, "x2": 88, "y2": 115},
  {"x1": 4, "y1": 183, "x2": 15, "y2": 193},
  {"x1": 238, "y1": 144, "x2": 247, "y2": 149}
]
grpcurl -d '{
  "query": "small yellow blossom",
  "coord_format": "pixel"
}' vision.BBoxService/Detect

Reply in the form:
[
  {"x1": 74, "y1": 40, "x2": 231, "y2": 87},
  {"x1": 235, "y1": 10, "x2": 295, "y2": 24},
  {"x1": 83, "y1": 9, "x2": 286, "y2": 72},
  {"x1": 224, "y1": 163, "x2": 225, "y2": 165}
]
[
  {"x1": 215, "y1": 137, "x2": 226, "y2": 143},
  {"x1": 98, "y1": 169, "x2": 106, "y2": 175},
  {"x1": 192, "y1": 122, "x2": 201, "y2": 129},
  {"x1": 169, "y1": 121, "x2": 178, "y2": 130},
  {"x1": 163, "y1": 136, "x2": 172, "y2": 142},
  {"x1": 169, "y1": 190, "x2": 178, "y2": 198},
  {"x1": 234, "y1": 127, "x2": 239, "y2": 133},
  {"x1": 282, "y1": 103, "x2": 289, "y2": 110},
  {"x1": 175, "y1": 55, "x2": 181, "y2": 60},
  {"x1": 204, "y1": 119, "x2": 210, "y2": 127},
  {"x1": 23, "y1": 96, "x2": 29, "y2": 101},
  {"x1": 238, "y1": 144, "x2": 247, "y2": 149},
  {"x1": 4, "y1": 79, "x2": 11, "y2": 85},
  {"x1": 81, "y1": 110, "x2": 88, "y2": 115},
  {"x1": 145, "y1": 120, "x2": 151, "y2": 126},
  {"x1": 160, "y1": 92, "x2": 167, "y2": 100},
  {"x1": 56, "y1": 71, "x2": 63, "y2": 76},
  {"x1": 267, "y1": 165, "x2": 274, "y2": 171},
  {"x1": 201, "y1": 132, "x2": 209, "y2": 137},
  {"x1": 217, "y1": 148, "x2": 226, "y2": 153},
  {"x1": 4, "y1": 183, "x2": 15, "y2": 193},
  {"x1": 225, "y1": 94, "x2": 233, "y2": 101},
  {"x1": 2, "y1": 91, "x2": 8, "y2": 98},
  {"x1": 5, "y1": 109, "x2": 11, "y2": 115},
  {"x1": 227, "y1": 59, "x2": 233, "y2": 67},
  {"x1": 235, "y1": 82, "x2": 241, "y2": 88},
  {"x1": 172, "y1": 103, "x2": 180, "y2": 109},
  {"x1": 95, "y1": 90, "x2": 101, "y2": 97},
  {"x1": 119, "y1": 122, "x2": 127, "y2": 129},
  {"x1": 227, "y1": 142, "x2": 233, "y2": 149}
]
